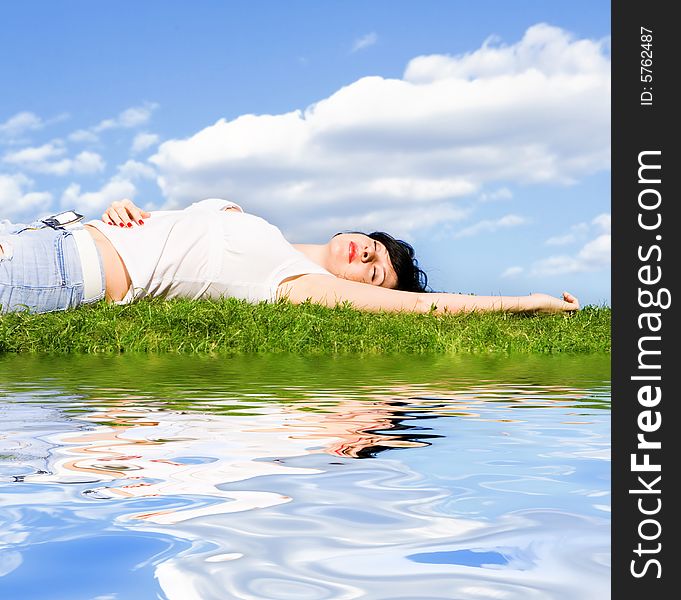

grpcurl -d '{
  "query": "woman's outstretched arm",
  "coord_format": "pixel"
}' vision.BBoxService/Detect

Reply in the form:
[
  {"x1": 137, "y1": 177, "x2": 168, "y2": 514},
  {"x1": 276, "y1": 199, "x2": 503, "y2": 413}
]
[{"x1": 278, "y1": 274, "x2": 579, "y2": 314}]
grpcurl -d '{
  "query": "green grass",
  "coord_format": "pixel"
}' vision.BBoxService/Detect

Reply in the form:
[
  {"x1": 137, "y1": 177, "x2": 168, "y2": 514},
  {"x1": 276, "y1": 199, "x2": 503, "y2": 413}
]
[{"x1": 0, "y1": 298, "x2": 610, "y2": 354}]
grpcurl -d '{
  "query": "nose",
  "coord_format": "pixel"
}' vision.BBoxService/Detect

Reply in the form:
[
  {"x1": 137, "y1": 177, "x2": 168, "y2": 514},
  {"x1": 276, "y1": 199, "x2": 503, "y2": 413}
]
[{"x1": 361, "y1": 244, "x2": 374, "y2": 263}]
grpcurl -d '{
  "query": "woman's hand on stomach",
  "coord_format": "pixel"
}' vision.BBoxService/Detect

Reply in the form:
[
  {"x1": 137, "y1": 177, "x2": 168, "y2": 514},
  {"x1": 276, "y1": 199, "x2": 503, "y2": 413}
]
[{"x1": 103, "y1": 199, "x2": 151, "y2": 228}]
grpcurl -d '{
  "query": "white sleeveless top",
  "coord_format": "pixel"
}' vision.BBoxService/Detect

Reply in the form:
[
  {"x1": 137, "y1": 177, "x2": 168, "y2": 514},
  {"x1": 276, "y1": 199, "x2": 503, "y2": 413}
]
[{"x1": 87, "y1": 198, "x2": 331, "y2": 303}]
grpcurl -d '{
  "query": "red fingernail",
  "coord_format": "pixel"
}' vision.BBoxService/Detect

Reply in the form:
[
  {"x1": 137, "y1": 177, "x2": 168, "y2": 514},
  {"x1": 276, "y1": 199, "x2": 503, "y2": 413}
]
[
  {"x1": 119, "y1": 223, "x2": 125, "y2": 227},
  {"x1": 127, "y1": 222, "x2": 132, "y2": 227},
  {"x1": 108, "y1": 221, "x2": 113, "y2": 225},
  {"x1": 138, "y1": 220, "x2": 144, "y2": 225}
]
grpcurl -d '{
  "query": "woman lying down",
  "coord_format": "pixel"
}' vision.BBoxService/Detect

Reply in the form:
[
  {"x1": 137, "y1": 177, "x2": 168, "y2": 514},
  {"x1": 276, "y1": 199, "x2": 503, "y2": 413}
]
[{"x1": 0, "y1": 198, "x2": 579, "y2": 315}]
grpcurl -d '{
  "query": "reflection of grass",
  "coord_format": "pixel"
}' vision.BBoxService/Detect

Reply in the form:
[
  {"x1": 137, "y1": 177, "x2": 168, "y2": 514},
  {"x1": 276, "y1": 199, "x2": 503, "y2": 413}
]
[{"x1": 0, "y1": 298, "x2": 610, "y2": 354}]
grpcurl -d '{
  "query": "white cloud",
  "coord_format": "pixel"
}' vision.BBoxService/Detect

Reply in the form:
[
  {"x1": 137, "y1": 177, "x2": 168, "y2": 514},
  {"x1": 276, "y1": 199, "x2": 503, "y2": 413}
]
[
  {"x1": 578, "y1": 233, "x2": 610, "y2": 265},
  {"x1": 3, "y1": 142, "x2": 105, "y2": 176},
  {"x1": 531, "y1": 232, "x2": 610, "y2": 276},
  {"x1": 287, "y1": 202, "x2": 468, "y2": 243},
  {"x1": 523, "y1": 212, "x2": 611, "y2": 276},
  {"x1": 0, "y1": 173, "x2": 53, "y2": 219},
  {"x1": 3, "y1": 142, "x2": 65, "y2": 164},
  {"x1": 545, "y1": 222, "x2": 589, "y2": 246},
  {"x1": 93, "y1": 102, "x2": 158, "y2": 133},
  {"x1": 367, "y1": 177, "x2": 475, "y2": 200},
  {"x1": 69, "y1": 129, "x2": 100, "y2": 144},
  {"x1": 478, "y1": 187, "x2": 512, "y2": 202},
  {"x1": 0, "y1": 112, "x2": 44, "y2": 140},
  {"x1": 67, "y1": 104, "x2": 159, "y2": 146},
  {"x1": 545, "y1": 212, "x2": 610, "y2": 246},
  {"x1": 453, "y1": 214, "x2": 527, "y2": 239},
  {"x1": 150, "y1": 23, "x2": 610, "y2": 240},
  {"x1": 0, "y1": 112, "x2": 68, "y2": 145},
  {"x1": 131, "y1": 132, "x2": 160, "y2": 154},
  {"x1": 592, "y1": 212, "x2": 610, "y2": 232},
  {"x1": 352, "y1": 32, "x2": 378, "y2": 53},
  {"x1": 117, "y1": 159, "x2": 157, "y2": 180},
  {"x1": 545, "y1": 232, "x2": 576, "y2": 246},
  {"x1": 70, "y1": 151, "x2": 107, "y2": 175},
  {"x1": 61, "y1": 177, "x2": 137, "y2": 216},
  {"x1": 57, "y1": 159, "x2": 156, "y2": 216},
  {"x1": 404, "y1": 23, "x2": 610, "y2": 81}
]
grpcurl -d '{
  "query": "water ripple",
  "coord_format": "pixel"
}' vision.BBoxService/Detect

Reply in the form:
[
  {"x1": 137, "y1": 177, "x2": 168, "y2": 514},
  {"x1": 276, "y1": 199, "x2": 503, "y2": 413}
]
[{"x1": 0, "y1": 355, "x2": 610, "y2": 599}]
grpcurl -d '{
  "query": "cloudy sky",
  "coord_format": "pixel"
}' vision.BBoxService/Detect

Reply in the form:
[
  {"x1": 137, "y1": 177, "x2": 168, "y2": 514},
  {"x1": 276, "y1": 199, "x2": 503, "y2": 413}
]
[{"x1": 0, "y1": 1, "x2": 610, "y2": 305}]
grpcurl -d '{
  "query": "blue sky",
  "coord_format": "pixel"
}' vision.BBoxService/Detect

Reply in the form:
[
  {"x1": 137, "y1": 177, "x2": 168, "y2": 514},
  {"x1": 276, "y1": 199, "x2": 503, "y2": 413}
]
[{"x1": 0, "y1": 1, "x2": 610, "y2": 305}]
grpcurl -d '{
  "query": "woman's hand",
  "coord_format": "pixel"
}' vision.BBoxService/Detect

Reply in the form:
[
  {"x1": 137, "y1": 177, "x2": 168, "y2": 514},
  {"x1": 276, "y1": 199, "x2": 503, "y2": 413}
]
[
  {"x1": 102, "y1": 199, "x2": 151, "y2": 227},
  {"x1": 527, "y1": 291, "x2": 580, "y2": 313}
]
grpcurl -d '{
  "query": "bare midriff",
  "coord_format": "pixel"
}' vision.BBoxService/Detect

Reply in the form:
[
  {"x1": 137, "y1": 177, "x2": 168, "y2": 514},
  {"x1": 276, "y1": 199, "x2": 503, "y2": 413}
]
[{"x1": 84, "y1": 225, "x2": 132, "y2": 302}]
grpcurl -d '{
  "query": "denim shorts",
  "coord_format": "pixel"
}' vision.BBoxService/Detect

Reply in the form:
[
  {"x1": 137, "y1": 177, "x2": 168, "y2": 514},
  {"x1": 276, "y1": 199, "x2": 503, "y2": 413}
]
[{"x1": 0, "y1": 225, "x2": 105, "y2": 314}]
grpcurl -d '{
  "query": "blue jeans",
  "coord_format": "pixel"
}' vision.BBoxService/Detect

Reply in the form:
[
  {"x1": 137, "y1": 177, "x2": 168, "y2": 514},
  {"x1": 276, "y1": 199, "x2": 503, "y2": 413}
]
[{"x1": 0, "y1": 224, "x2": 105, "y2": 314}]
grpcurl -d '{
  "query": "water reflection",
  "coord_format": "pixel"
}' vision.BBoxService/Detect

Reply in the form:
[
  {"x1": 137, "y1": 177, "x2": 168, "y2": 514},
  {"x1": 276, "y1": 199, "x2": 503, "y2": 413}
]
[{"x1": 0, "y1": 354, "x2": 610, "y2": 600}]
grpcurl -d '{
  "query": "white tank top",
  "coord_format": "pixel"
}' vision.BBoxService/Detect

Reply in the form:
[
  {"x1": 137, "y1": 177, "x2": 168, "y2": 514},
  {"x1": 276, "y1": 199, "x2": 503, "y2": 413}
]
[{"x1": 87, "y1": 198, "x2": 331, "y2": 303}]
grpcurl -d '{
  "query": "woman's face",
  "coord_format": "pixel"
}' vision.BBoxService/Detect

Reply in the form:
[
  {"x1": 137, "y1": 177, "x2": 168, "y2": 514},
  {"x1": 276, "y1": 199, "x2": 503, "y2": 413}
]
[{"x1": 326, "y1": 233, "x2": 398, "y2": 289}]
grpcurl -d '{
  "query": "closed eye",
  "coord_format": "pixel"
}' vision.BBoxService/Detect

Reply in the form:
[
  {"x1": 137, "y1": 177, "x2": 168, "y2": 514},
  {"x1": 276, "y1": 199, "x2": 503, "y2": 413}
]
[{"x1": 375, "y1": 241, "x2": 388, "y2": 286}]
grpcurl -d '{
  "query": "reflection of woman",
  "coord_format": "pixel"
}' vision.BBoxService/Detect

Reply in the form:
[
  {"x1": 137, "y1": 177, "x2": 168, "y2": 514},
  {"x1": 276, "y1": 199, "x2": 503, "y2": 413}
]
[
  {"x1": 1, "y1": 198, "x2": 579, "y2": 315},
  {"x1": 39, "y1": 396, "x2": 422, "y2": 525}
]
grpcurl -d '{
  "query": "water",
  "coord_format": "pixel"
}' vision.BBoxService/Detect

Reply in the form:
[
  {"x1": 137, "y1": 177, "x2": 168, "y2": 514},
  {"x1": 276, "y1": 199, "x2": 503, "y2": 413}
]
[{"x1": 0, "y1": 354, "x2": 610, "y2": 600}]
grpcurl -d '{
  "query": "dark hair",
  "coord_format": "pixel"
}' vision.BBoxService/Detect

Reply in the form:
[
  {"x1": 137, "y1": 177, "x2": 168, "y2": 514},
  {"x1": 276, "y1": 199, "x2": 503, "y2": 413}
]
[{"x1": 336, "y1": 231, "x2": 429, "y2": 292}]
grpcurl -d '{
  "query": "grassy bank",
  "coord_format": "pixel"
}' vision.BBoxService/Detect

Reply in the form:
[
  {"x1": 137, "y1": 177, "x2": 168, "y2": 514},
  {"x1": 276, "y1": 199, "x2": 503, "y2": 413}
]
[{"x1": 0, "y1": 298, "x2": 610, "y2": 354}]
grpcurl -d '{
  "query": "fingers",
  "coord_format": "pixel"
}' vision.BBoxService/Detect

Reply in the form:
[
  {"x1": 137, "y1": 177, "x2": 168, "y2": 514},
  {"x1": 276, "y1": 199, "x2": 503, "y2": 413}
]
[
  {"x1": 527, "y1": 291, "x2": 580, "y2": 313},
  {"x1": 105, "y1": 203, "x2": 131, "y2": 227},
  {"x1": 101, "y1": 199, "x2": 150, "y2": 227},
  {"x1": 562, "y1": 291, "x2": 580, "y2": 311}
]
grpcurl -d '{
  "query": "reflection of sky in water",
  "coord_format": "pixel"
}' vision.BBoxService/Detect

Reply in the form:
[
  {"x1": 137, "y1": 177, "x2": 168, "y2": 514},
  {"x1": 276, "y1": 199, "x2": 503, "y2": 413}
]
[
  {"x1": 0, "y1": 355, "x2": 610, "y2": 600},
  {"x1": 408, "y1": 549, "x2": 511, "y2": 567}
]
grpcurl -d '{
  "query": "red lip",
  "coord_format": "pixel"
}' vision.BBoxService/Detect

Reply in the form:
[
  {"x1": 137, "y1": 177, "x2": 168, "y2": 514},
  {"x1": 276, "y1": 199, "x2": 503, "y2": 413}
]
[{"x1": 349, "y1": 241, "x2": 357, "y2": 263}]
